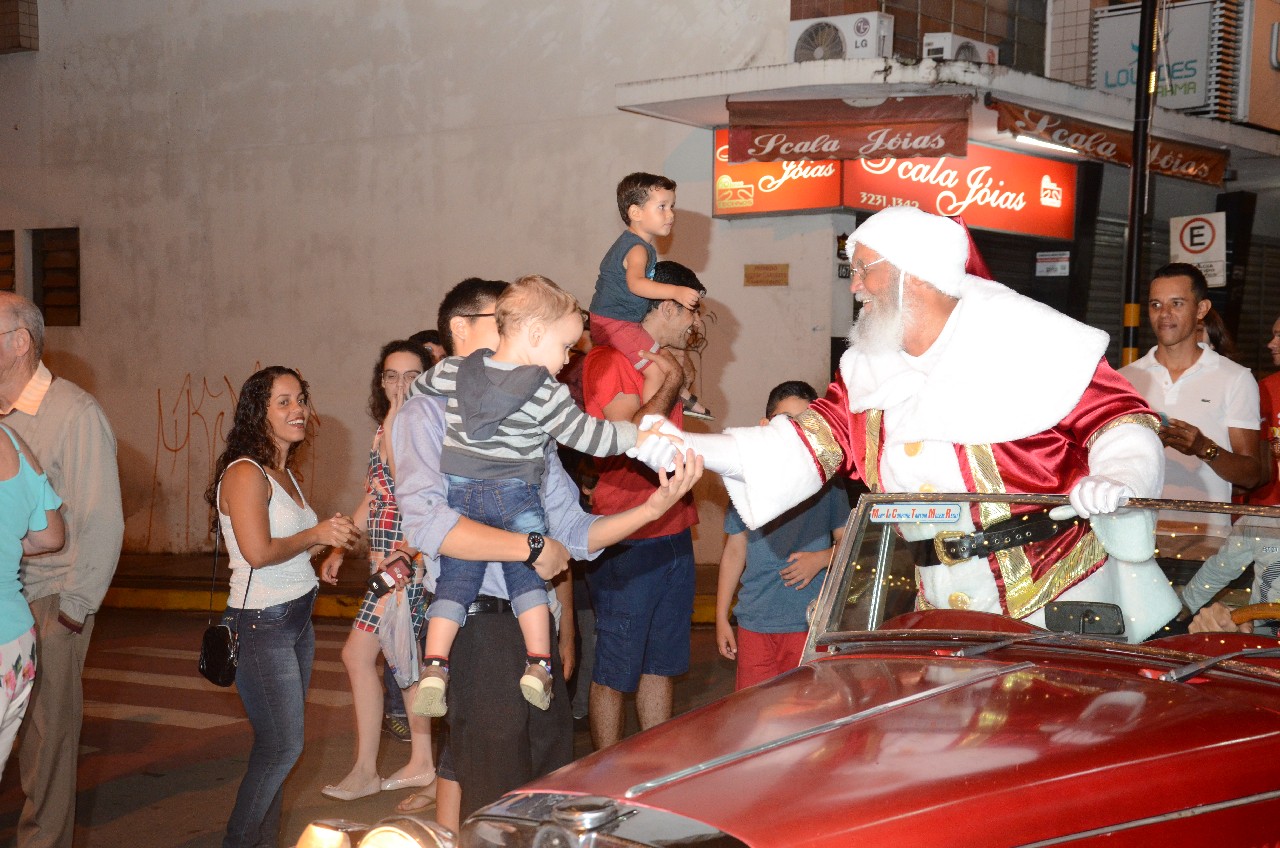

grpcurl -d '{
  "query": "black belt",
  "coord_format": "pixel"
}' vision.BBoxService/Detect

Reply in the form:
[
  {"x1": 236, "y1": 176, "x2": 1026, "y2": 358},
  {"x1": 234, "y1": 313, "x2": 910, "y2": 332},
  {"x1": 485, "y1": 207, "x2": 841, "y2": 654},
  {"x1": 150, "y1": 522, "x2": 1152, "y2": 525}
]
[
  {"x1": 467, "y1": 595, "x2": 513, "y2": 616},
  {"x1": 933, "y1": 508, "x2": 1085, "y2": 566}
]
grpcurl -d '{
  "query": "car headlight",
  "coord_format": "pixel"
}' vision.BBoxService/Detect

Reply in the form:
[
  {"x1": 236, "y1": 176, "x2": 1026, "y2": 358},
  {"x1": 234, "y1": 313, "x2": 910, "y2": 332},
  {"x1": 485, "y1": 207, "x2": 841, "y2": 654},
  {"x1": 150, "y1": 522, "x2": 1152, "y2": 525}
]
[
  {"x1": 296, "y1": 815, "x2": 456, "y2": 848},
  {"x1": 461, "y1": 793, "x2": 746, "y2": 848},
  {"x1": 361, "y1": 815, "x2": 456, "y2": 848}
]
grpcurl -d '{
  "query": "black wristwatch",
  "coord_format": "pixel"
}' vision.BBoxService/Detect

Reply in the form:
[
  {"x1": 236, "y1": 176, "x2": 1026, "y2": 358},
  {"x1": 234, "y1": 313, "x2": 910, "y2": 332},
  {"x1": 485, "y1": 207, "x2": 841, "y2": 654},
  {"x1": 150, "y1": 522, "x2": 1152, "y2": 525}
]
[{"x1": 524, "y1": 532, "x2": 545, "y2": 567}]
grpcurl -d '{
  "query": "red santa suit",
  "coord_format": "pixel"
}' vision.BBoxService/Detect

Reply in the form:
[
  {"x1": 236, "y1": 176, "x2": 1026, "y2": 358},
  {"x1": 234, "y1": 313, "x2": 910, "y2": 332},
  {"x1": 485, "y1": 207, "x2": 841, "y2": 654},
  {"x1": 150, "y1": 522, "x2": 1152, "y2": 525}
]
[{"x1": 718, "y1": 275, "x2": 1178, "y2": 641}]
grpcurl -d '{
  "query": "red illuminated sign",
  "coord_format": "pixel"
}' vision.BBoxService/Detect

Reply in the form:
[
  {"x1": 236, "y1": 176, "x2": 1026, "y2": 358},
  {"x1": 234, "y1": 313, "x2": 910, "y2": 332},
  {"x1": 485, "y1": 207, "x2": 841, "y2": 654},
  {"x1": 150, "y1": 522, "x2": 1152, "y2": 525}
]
[
  {"x1": 713, "y1": 128, "x2": 842, "y2": 217},
  {"x1": 714, "y1": 131, "x2": 1079, "y2": 240},
  {"x1": 842, "y1": 144, "x2": 1077, "y2": 240}
]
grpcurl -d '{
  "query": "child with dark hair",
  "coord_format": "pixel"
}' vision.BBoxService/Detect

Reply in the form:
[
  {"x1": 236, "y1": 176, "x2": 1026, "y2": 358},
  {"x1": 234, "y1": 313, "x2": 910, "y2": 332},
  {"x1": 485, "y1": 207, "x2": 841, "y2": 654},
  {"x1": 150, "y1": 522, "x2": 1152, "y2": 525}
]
[
  {"x1": 589, "y1": 172, "x2": 713, "y2": 419},
  {"x1": 714, "y1": 380, "x2": 850, "y2": 690}
]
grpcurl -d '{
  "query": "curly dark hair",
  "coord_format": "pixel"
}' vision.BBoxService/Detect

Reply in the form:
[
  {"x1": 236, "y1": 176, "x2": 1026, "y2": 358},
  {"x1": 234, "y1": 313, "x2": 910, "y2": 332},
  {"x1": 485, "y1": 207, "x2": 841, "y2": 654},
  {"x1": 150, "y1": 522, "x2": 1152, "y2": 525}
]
[
  {"x1": 368, "y1": 339, "x2": 430, "y2": 424},
  {"x1": 204, "y1": 366, "x2": 310, "y2": 529}
]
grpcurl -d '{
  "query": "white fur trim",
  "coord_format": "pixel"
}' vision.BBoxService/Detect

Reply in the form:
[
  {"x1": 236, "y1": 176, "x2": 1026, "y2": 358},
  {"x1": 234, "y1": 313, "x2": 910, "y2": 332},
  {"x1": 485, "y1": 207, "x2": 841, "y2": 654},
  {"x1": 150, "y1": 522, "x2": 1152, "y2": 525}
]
[
  {"x1": 851, "y1": 207, "x2": 968, "y2": 296},
  {"x1": 723, "y1": 417, "x2": 823, "y2": 530},
  {"x1": 1087, "y1": 422, "x2": 1164, "y2": 498},
  {"x1": 840, "y1": 276, "x2": 1109, "y2": 445}
]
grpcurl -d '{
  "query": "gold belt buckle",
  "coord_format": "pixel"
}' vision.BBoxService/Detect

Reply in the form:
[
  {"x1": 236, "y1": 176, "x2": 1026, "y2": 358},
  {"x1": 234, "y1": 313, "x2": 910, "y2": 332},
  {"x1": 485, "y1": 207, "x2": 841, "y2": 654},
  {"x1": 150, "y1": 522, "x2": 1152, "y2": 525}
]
[{"x1": 933, "y1": 531, "x2": 968, "y2": 566}]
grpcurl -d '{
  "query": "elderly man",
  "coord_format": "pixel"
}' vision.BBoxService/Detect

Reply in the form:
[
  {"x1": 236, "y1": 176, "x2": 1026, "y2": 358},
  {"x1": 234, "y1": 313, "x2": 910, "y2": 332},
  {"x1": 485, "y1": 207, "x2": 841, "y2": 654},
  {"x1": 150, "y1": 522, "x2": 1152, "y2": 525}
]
[
  {"x1": 0, "y1": 292, "x2": 123, "y2": 848},
  {"x1": 670, "y1": 207, "x2": 1177, "y2": 642}
]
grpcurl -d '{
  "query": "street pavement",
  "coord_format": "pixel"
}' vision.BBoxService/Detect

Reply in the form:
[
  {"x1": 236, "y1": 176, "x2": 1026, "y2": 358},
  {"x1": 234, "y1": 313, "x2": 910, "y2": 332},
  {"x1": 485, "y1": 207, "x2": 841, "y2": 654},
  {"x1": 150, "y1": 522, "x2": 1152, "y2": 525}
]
[{"x1": 0, "y1": 607, "x2": 735, "y2": 848}]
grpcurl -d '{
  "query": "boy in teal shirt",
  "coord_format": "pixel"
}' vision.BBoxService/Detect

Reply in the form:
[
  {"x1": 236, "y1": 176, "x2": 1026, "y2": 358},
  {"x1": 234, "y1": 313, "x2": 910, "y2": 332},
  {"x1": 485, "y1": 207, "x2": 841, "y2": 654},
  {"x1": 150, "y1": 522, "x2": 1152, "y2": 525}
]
[{"x1": 715, "y1": 382, "x2": 849, "y2": 690}]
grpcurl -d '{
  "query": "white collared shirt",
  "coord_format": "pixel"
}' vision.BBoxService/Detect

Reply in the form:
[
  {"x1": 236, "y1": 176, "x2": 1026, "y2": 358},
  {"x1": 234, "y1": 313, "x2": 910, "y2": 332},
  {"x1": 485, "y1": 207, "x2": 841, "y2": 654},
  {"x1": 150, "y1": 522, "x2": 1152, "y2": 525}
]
[{"x1": 1120, "y1": 344, "x2": 1259, "y2": 507}]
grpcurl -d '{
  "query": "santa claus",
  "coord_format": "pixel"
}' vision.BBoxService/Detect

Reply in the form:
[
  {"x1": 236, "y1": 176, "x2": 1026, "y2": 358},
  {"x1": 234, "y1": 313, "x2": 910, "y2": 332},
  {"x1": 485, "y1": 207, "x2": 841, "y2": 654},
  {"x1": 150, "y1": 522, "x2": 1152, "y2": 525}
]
[{"x1": 672, "y1": 206, "x2": 1179, "y2": 641}]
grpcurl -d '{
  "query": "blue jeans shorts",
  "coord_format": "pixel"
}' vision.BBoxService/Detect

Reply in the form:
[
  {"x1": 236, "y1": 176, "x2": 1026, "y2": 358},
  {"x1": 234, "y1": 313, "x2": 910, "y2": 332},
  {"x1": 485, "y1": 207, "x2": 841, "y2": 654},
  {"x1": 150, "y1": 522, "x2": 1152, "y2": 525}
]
[
  {"x1": 586, "y1": 530, "x2": 695, "y2": 693},
  {"x1": 430, "y1": 474, "x2": 548, "y2": 627}
]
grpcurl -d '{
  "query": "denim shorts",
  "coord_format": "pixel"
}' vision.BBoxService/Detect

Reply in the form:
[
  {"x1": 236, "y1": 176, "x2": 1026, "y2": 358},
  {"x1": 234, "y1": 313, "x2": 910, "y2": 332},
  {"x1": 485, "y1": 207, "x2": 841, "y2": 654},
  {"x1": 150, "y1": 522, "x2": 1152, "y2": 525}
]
[
  {"x1": 586, "y1": 530, "x2": 695, "y2": 693},
  {"x1": 431, "y1": 474, "x2": 548, "y2": 627}
]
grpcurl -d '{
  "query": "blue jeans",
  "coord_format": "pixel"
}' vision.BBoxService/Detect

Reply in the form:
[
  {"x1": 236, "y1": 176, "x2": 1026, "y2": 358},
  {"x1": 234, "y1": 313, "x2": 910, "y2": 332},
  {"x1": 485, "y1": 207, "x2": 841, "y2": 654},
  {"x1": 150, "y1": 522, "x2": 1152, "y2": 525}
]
[
  {"x1": 221, "y1": 587, "x2": 316, "y2": 848},
  {"x1": 430, "y1": 475, "x2": 548, "y2": 627}
]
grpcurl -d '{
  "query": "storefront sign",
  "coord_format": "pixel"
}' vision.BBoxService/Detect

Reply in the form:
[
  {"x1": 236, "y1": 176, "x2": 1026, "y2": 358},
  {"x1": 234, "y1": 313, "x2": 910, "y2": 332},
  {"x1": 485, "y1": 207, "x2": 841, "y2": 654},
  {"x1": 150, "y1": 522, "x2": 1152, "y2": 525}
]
[
  {"x1": 713, "y1": 128, "x2": 842, "y2": 217},
  {"x1": 989, "y1": 98, "x2": 1229, "y2": 186},
  {"x1": 727, "y1": 96, "x2": 970, "y2": 163},
  {"x1": 1235, "y1": 0, "x2": 1280, "y2": 133},
  {"x1": 1170, "y1": 212, "x2": 1226, "y2": 288},
  {"x1": 842, "y1": 144, "x2": 1078, "y2": 240},
  {"x1": 1092, "y1": 0, "x2": 1213, "y2": 110}
]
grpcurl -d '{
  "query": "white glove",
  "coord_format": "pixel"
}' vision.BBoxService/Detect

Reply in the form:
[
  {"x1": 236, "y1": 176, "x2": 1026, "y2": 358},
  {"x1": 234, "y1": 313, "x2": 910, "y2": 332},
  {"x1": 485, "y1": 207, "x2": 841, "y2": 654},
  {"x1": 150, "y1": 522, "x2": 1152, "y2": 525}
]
[
  {"x1": 1068, "y1": 475, "x2": 1134, "y2": 517},
  {"x1": 681, "y1": 431, "x2": 745, "y2": 479},
  {"x1": 626, "y1": 415, "x2": 682, "y2": 472}
]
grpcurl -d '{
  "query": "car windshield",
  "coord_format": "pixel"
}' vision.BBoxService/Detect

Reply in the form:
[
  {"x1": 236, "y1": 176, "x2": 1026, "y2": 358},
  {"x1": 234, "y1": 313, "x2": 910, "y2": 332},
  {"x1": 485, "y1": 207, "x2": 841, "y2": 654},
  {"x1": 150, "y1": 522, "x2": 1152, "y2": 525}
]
[{"x1": 806, "y1": 492, "x2": 1280, "y2": 655}]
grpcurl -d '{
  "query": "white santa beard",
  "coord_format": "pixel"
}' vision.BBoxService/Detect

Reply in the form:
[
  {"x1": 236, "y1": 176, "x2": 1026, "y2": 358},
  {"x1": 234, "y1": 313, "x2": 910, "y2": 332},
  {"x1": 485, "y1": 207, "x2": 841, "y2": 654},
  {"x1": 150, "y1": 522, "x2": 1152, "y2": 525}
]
[{"x1": 849, "y1": 280, "x2": 911, "y2": 355}]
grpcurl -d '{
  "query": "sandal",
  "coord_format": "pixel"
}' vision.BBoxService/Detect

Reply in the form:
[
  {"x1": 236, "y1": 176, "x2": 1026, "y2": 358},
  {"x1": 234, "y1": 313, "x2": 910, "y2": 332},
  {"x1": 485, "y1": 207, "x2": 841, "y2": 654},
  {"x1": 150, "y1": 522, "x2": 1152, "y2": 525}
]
[{"x1": 395, "y1": 782, "x2": 438, "y2": 814}]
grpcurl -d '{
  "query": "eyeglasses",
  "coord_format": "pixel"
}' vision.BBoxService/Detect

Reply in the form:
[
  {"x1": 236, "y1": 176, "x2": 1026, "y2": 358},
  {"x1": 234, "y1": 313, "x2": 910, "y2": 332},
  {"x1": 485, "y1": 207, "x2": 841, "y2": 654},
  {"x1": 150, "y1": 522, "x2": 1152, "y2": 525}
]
[
  {"x1": 0, "y1": 328, "x2": 21, "y2": 338},
  {"x1": 457, "y1": 312, "x2": 496, "y2": 319},
  {"x1": 850, "y1": 257, "x2": 889, "y2": 280},
  {"x1": 382, "y1": 370, "x2": 422, "y2": 385}
]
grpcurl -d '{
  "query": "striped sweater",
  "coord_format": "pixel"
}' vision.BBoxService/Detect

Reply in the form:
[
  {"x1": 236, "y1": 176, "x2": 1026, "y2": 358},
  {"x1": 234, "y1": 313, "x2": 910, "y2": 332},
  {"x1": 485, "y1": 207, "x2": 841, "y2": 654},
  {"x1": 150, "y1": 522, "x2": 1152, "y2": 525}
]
[{"x1": 411, "y1": 350, "x2": 639, "y2": 484}]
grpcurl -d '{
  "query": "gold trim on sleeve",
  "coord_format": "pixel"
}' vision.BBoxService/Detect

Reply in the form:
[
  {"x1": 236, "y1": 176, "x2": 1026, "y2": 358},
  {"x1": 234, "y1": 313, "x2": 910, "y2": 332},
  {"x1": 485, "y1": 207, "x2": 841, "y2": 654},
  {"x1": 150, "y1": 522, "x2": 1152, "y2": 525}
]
[
  {"x1": 795, "y1": 408, "x2": 844, "y2": 482},
  {"x1": 863, "y1": 409, "x2": 883, "y2": 493},
  {"x1": 1087, "y1": 412, "x2": 1161, "y2": 449}
]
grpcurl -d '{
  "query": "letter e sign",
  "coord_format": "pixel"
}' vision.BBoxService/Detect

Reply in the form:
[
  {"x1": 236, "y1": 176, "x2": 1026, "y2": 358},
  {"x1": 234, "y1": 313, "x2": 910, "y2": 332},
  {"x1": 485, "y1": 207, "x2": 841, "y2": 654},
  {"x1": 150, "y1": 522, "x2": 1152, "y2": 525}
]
[{"x1": 1170, "y1": 212, "x2": 1226, "y2": 288}]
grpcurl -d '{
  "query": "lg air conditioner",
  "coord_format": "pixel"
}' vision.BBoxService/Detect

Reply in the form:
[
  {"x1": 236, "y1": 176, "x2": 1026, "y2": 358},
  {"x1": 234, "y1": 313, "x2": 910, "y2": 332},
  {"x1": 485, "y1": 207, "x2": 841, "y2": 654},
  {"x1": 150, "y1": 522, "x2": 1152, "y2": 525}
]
[
  {"x1": 922, "y1": 32, "x2": 999, "y2": 64},
  {"x1": 789, "y1": 14, "x2": 894, "y2": 62}
]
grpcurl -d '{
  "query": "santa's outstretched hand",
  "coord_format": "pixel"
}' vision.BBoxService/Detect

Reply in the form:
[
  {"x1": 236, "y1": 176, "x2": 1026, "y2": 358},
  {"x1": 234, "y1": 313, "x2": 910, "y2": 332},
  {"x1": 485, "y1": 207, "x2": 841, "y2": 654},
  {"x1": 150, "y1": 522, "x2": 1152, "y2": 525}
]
[
  {"x1": 629, "y1": 420, "x2": 745, "y2": 479},
  {"x1": 1068, "y1": 476, "x2": 1134, "y2": 517}
]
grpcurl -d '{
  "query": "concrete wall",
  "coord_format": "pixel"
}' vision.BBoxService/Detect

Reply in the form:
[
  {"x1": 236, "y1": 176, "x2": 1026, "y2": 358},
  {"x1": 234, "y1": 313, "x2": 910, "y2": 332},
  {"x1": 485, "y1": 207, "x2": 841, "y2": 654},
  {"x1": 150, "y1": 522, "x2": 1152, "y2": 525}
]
[{"x1": 0, "y1": 0, "x2": 847, "y2": 559}]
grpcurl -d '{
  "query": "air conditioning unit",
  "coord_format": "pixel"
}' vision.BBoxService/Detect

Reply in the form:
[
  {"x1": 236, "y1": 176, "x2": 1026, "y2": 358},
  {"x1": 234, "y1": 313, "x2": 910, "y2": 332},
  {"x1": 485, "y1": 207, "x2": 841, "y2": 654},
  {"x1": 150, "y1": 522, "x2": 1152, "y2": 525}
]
[
  {"x1": 922, "y1": 32, "x2": 999, "y2": 64},
  {"x1": 789, "y1": 13, "x2": 894, "y2": 62}
]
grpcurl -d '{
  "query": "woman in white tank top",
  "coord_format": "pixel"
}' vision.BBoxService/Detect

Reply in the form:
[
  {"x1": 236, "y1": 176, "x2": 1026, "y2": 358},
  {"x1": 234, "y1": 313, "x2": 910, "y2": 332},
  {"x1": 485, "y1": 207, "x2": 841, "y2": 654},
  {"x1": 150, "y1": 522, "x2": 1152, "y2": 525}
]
[{"x1": 205, "y1": 366, "x2": 360, "y2": 848}]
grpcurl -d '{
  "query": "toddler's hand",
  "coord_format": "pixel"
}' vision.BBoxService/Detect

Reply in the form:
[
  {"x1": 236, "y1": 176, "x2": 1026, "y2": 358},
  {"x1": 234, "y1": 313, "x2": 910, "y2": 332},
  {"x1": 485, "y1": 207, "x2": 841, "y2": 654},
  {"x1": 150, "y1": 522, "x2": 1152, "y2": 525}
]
[
  {"x1": 674, "y1": 289, "x2": 701, "y2": 311},
  {"x1": 629, "y1": 415, "x2": 682, "y2": 472}
]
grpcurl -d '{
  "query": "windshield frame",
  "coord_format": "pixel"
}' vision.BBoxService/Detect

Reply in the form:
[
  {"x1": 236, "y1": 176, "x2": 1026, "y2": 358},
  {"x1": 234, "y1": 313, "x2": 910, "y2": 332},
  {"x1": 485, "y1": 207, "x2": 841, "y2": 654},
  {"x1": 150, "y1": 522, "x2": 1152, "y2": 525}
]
[{"x1": 801, "y1": 491, "x2": 1280, "y2": 663}]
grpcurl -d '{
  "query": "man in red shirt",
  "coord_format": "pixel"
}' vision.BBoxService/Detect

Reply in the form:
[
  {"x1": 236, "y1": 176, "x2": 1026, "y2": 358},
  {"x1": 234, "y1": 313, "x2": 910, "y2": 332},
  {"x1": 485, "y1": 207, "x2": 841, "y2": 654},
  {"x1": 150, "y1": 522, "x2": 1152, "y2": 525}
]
[{"x1": 581, "y1": 261, "x2": 705, "y2": 749}]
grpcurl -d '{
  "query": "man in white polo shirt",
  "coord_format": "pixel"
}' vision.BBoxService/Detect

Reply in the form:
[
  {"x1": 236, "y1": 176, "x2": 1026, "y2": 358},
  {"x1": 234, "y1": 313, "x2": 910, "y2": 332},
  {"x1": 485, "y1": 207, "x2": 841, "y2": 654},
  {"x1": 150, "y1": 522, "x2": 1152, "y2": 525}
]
[{"x1": 1119, "y1": 263, "x2": 1261, "y2": 526}]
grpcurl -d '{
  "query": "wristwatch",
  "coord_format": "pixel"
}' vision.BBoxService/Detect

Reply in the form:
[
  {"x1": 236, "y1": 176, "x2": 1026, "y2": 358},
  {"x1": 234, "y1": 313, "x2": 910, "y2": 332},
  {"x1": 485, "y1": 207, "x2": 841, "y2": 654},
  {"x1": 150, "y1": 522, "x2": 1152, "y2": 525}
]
[
  {"x1": 1199, "y1": 441, "x2": 1221, "y2": 463},
  {"x1": 524, "y1": 532, "x2": 545, "y2": 567}
]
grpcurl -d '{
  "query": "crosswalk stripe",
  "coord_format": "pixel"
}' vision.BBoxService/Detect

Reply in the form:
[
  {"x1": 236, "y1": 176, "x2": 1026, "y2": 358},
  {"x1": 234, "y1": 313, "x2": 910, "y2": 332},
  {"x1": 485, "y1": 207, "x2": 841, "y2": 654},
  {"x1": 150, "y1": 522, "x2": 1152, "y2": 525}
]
[
  {"x1": 83, "y1": 668, "x2": 353, "y2": 706},
  {"x1": 96, "y1": 650, "x2": 347, "y2": 674},
  {"x1": 84, "y1": 701, "x2": 244, "y2": 729}
]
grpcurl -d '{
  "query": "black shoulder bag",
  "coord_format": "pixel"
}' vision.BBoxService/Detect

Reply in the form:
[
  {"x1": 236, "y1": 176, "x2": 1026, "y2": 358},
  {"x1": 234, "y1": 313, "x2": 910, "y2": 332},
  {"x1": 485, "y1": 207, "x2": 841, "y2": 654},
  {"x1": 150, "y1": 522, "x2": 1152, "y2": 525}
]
[{"x1": 198, "y1": 516, "x2": 254, "y2": 687}]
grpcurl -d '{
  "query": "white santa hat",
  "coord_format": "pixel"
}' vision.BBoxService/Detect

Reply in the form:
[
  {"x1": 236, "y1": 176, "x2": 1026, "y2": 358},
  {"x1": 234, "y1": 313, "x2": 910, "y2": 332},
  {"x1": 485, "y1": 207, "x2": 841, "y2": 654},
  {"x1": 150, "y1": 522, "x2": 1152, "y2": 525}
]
[{"x1": 850, "y1": 206, "x2": 969, "y2": 297}]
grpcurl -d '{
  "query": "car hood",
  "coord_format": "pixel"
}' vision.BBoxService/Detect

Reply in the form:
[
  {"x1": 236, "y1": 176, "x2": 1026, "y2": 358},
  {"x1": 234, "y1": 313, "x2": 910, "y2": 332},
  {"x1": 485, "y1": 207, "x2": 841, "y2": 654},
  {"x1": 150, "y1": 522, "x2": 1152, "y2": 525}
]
[{"x1": 524, "y1": 647, "x2": 1280, "y2": 846}]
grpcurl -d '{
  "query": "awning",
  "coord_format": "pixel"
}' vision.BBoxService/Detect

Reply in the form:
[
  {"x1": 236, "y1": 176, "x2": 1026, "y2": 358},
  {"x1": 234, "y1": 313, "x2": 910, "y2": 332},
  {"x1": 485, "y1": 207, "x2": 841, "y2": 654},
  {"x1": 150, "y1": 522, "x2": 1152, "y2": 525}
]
[
  {"x1": 988, "y1": 96, "x2": 1229, "y2": 186},
  {"x1": 727, "y1": 95, "x2": 971, "y2": 163}
]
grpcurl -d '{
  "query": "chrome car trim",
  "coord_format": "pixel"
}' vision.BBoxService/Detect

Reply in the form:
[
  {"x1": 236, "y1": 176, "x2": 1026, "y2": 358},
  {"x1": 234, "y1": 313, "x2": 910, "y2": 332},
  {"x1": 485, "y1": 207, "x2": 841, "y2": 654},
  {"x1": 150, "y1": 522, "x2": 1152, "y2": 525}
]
[
  {"x1": 465, "y1": 793, "x2": 747, "y2": 848},
  {"x1": 1017, "y1": 787, "x2": 1280, "y2": 846},
  {"x1": 624, "y1": 660, "x2": 1036, "y2": 799}
]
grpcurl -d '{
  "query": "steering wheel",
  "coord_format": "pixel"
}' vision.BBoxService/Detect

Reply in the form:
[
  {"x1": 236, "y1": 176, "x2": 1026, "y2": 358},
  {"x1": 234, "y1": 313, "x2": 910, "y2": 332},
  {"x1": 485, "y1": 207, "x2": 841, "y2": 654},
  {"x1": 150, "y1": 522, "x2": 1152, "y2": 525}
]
[{"x1": 1229, "y1": 603, "x2": 1280, "y2": 625}]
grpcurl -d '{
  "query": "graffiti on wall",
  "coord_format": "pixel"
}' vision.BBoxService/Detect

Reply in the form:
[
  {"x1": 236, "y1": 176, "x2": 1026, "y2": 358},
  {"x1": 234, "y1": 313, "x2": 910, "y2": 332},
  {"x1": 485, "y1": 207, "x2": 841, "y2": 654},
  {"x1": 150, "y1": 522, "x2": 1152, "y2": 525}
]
[{"x1": 144, "y1": 370, "x2": 321, "y2": 551}]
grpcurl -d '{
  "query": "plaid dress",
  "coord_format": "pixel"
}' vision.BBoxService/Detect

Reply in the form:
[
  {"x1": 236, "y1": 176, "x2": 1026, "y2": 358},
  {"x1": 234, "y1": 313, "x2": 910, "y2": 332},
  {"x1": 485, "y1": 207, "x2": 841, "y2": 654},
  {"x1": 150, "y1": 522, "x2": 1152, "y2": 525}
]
[{"x1": 353, "y1": 426, "x2": 426, "y2": 637}]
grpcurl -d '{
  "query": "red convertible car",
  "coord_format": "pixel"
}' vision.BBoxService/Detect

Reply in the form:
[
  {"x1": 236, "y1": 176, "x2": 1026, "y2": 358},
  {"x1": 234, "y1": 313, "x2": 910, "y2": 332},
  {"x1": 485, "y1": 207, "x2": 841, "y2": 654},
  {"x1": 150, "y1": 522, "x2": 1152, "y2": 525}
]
[{"x1": 459, "y1": 493, "x2": 1280, "y2": 847}]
